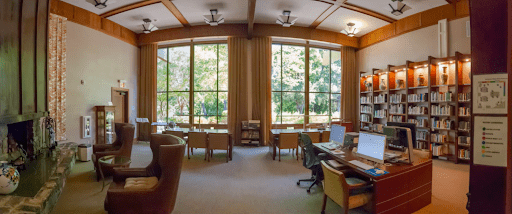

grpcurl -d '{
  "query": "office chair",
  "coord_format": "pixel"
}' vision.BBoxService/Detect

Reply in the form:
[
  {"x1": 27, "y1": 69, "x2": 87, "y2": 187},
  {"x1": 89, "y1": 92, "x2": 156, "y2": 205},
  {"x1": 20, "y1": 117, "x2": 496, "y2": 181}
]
[{"x1": 296, "y1": 133, "x2": 327, "y2": 193}]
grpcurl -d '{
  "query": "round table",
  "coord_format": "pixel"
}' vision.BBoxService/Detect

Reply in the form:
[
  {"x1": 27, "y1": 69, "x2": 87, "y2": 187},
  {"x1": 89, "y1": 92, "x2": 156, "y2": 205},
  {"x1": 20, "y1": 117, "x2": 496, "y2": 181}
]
[{"x1": 98, "y1": 155, "x2": 131, "y2": 191}]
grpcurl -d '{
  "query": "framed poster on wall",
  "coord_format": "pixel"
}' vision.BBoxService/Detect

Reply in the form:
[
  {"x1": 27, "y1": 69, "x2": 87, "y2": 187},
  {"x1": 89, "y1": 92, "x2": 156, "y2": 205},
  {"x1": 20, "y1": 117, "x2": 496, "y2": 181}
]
[{"x1": 82, "y1": 116, "x2": 92, "y2": 138}]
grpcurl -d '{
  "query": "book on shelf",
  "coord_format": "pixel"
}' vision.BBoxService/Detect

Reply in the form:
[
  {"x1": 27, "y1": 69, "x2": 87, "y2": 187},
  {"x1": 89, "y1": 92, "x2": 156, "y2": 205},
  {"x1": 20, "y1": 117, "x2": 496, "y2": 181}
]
[
  {"x1": 408, "y1": 118, "x2": 428, "y2": 127},
  {"x1": 360, "y1": 105, "x2": 372, "y2": 113},
  {"x1": 408, "y1": 106, "x2": 428, "y2": 115},
  {"x1": 431, "y1": 91, "x2": 453, "y2": 102},
  {"x1": 431, "y1": 105, "x2": 453, "y2": 116},
  {"x1": 431, "y1": 118, "x2": 455, "y2": 129},
  {"x1": 360, "y1": 114, "x2": 371, "y2": 122},
  {"x1": 389, "y1": 104, "x2": 405, "y2": 114},
  {"x1": 459, "y1": 121, "x2": 471, "y2": 130},
  {"x1": 374, "y1": 109, "x2": 387, "y2": 118},
  {"x1": 431, "y1": 133, "x2": 448, "y2": 143},
  {"x1": 408, "y1": 93, "x2": 428, "y2": 102},
  {"x1": 458, "y1": 92, "x2": 471, "y2": 102},
  {"x1": 416, "y1": 130, "x2": 429, "y2": 141},
  {"x1": 415, "y1": 140, "x2": 428, "y2": 150},
  {"x1": 459, "y1": 149, "x2": 470, "y2": 159},
  {"x1": 458, "y1": 136, "x2": 471, "y2": 145},
  {"x1": 374, "y1": 94, "x2": 387, "y2": 103},
  {"x1": 458, "y1": 107, "x2": 471, "y2": 116},
  {"x1": 431, "y1": 144, "x2": 445, "y2": 156},
  {"x1": 390, "y1": 94, "x2": 406, "y2": 103},
  {"x1": 389, "y1": 115, "x2": 404, "y2": 122},
  {"x1": 360, "y1": 95, "x2": 372, "y2": 104}
]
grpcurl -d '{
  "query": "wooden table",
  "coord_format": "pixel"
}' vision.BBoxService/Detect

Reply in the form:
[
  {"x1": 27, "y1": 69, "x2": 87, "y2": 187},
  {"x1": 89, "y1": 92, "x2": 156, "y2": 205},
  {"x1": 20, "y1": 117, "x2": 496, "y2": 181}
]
[
  {"x1": 314, "y1": 142, "x2": 432, "y2": 214},
  {"x1": 164, "y1": 128, "x2": 233, "y2": 160},
  {"x1": 98, "y1": 155, "x2": 131, "y2": 191},
  {"x1": 269, "y1": 129, "x2": 331, "y2": 160}
]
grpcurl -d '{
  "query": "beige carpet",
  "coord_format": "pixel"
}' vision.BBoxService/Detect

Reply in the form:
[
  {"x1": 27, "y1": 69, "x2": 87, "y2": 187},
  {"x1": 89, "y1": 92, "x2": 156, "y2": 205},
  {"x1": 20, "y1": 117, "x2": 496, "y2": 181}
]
[{"x1": 52, "y1": 144, "x2": 468, "y2": 214}]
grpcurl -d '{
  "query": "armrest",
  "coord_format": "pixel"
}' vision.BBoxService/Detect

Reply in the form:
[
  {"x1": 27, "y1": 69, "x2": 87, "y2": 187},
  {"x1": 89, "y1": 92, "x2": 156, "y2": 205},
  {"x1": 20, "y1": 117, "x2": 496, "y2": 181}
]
[
  {"x1": 113, "y1": 168, "x2": 149, "y2": 182},
  {"x1": 348, "y1": 182, "x2": 370, "y2": 190},
  {"x1": 93, "y1": 144, "x2": 114, "y2": 153},
  {"x1": 94, "y1": 150, "x2": 121, "y2": 161}
]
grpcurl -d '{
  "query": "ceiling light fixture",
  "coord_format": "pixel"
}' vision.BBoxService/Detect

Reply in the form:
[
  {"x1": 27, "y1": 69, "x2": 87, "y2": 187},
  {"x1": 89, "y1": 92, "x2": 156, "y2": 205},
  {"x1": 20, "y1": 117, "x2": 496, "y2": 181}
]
[
  {"x1": 142, "y1": 19, "x2": 158, "y2": 34},
  {"x1": 341, "y1": 23, "x2": 360, "y2": 37},
  {"x1": 276, "y1": 11, "x2": 298, "y2": 27},
  {"x1": 204, "y1": 9, "x2": 224, "y2": 26},
  {"x1": 94, "y1": 0, "x2": 108, "y2": 9},
  {"x1": 386, "y1": 0, "x2": 412, "y2": 16}
]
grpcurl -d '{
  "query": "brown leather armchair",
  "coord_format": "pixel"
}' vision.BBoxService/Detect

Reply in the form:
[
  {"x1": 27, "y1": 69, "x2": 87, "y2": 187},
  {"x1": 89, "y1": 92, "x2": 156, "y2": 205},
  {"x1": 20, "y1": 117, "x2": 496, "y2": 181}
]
[
  {"x1": 92, "y1": 123, "x2": 135, "y2": 180},
  {"x1": 104, "y1": 134, "x2": 186, "y2": 214}
]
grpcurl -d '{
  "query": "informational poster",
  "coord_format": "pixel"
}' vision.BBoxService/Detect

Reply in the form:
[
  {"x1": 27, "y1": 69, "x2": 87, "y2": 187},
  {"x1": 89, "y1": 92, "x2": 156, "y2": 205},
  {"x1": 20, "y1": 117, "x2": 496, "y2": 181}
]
[
  {"x1": 474, "y1": 116, "x2": 507, "y2": 167},
  {"x1": 473, "y1": 74, "x2": 508, "y2": 114}
]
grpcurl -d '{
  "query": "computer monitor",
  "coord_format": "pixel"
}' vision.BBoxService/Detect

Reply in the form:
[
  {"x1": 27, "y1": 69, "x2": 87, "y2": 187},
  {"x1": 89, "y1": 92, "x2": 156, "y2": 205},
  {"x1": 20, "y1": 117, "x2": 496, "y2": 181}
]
[
  {"x1": 357, "y1": 132, "x2": 387, "y2": 164},
  {"x1": 329, "y1": 125, "x2": 346, "y2": 146},
  {"x1": 386, "y1": 122, "x2": 416, "y2": 149}
]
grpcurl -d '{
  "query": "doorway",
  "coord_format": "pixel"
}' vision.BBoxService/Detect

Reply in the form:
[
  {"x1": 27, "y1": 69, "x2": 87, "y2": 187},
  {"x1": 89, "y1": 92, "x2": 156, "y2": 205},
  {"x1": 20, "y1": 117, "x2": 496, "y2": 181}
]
[{"x1": 111, "y1": 87, "x2": 129, "y2": 123}]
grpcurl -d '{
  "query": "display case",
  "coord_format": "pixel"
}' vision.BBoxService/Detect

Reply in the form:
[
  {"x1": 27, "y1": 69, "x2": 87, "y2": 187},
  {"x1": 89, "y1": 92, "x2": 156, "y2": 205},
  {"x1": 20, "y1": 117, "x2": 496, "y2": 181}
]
[{"x1": 95, "y1": 106, "x2": 116, "y2": 144}]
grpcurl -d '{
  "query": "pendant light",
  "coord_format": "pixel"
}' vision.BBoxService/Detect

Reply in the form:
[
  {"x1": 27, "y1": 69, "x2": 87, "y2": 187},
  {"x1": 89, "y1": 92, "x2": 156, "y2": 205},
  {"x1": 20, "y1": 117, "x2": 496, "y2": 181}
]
[
  {"x1": 142, "y1": 19, "x2": 158, "y2": 34},
  {"x1": 341, "y1": 23, "x2": 359, "y2": 37},
  {"x1": 204, "y1": 9, "x2": 225, "y2": 26},
  {"x1": 387, "y1": 0, "x2": 412, "y2": 16},
  {"x1": 276, "y1": 11, "x2": 298, "y2": 27}
]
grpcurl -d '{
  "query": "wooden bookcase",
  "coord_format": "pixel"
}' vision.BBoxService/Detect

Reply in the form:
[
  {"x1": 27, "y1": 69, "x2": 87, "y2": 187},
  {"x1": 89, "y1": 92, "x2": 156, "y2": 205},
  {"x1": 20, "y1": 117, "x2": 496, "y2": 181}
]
[{"x1": 359, "y1": 52, "x2": 472, "y2": 164}]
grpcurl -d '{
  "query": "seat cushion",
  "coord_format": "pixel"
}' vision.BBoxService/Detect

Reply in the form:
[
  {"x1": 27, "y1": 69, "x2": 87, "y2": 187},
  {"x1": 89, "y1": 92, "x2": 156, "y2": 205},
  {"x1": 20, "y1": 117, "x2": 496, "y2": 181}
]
[
  {"x1": 124, "y1": 177, "x2": 158, "y2": 190},
  {"x1": 346, "y1": 177, "x2": 372, "y2": 196},
  {"x1": 346, "y1": 177, "x2": 366, "y2": 186},
  {"x1": 348, "y1": 193, "x2": 372, "y2": 209}
]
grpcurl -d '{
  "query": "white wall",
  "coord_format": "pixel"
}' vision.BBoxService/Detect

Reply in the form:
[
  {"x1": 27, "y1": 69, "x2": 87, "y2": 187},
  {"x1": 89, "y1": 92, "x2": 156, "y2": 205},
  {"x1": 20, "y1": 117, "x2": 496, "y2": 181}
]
[
  {"x1": 65, "y1": 22, "x2": 139, "y2": 144},
  {"x1": 356, "y1": 17, "x2": 470, "y2": 73}
]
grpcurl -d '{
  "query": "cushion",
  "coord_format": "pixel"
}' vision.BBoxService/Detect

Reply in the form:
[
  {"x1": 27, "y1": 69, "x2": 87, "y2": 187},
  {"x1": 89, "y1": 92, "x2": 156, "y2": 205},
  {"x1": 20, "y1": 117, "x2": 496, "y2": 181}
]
[
  {"x1": 124, "y1": 177, "x2": 158, "y2": 190},
  {"x1": 348, "y1": 193, "x2": 372, "y2": 209},
  {"x1": 346, "y1": 177, "x2": 367, "y2": 186}
]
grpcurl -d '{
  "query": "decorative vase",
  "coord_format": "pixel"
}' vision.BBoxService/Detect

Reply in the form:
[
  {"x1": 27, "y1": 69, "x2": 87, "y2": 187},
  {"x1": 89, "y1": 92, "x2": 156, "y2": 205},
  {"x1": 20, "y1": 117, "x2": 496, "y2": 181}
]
[
  {"x1": 379, "y1": 79, "x2": 387, "y2": 90},
  {"x1": 418, "y1": 74, "x2": 425, "y2": 86},
  {"x1": 364, "y1": 80, "x2": 372, "y2": 91},
  {"x1": 0, "y1": 161, "x2": 19, "y2": 194},
  {"x1": 396, "y1": 79, "x2": 404, "y2": 89},
  {"x1": 441, "y1": 67, "x2": 448, "y2": 85}
]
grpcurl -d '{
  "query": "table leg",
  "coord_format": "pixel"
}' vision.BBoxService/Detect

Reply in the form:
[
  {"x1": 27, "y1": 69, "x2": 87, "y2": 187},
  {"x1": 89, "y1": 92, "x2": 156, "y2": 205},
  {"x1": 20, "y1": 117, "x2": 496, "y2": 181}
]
[
  {"x1": 230, "y1": 135, "x2": 233, "y2": 160},
  {"x1": 99, "y1": 163, "x2": 106, "y2": 191}
]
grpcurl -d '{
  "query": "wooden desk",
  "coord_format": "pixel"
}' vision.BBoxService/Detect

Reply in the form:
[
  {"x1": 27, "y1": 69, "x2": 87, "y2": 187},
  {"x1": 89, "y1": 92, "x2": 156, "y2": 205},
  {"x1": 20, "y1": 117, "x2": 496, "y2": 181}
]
[
  {"x1": 314, "y1": 142, "x2": 432, "y2": 214},
  {"x1": 164, "y1": 128, "x2": 233, "y2": 160},
  {"x1": 269, "y1": 129, "x2": 330, "y2": 160}
]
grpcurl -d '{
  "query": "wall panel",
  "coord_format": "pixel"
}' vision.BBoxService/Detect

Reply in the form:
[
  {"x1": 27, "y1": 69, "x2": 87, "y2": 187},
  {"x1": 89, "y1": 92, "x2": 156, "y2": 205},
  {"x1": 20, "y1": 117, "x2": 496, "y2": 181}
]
[
  {"x1": 21, "y1": 0, "x2": 38, "y2": 114},
  {"x1": 36, "y1": 0, "x2": 49, "y2": 112}
]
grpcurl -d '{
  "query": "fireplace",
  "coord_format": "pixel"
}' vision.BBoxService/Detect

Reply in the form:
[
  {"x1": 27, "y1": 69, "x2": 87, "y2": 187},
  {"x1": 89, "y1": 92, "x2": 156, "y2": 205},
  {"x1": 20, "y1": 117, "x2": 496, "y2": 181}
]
[{"x1": 0, "y1": 117, "x2": 49, "y2": 165}]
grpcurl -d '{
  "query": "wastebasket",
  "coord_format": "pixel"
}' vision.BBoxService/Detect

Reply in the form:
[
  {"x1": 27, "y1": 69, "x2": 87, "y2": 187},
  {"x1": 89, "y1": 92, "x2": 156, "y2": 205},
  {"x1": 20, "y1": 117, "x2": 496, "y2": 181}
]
[{"x1": 78, "y1": 144, "x2": 92, "y2": 162}]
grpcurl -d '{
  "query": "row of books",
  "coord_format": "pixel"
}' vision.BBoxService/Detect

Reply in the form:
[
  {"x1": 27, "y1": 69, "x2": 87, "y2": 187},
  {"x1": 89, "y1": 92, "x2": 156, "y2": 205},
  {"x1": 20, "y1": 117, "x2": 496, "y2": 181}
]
[
  {"x1": 459, "y1": 149, "x2": 470, "y2": 159},
  {"x1": 360, "y1": 105, "x2": 372, "y2": 113},
  {"x1": 431, "y1": 144, "x2": 445, "y2": 156},
  {"x1": 417, "y1": 131, "x2": 429, "y2": 141},
  {"x1": 389, "y1": 115, "x2": 404, "y2": 122},
  {"x1": 431, "y1": 133, "x2": 448, "y2": 143},
  {"x1": 361, "y1": 114, "x2": 371, "y2": 122},
  {"x1": 431, "y1": 118, "x2": 455, "y2": 129},
  {"x1": 390, "y1": 94, "x2": 406, "y2": 103},
  {"x1": 431, "y1": 105, "x2": 453, "y2": 116},
  {"x1": 374, "y1": 94, "x2": 387, "y2": 103},
  {"x1": 408, "y1": 93, "x2": 428, "y2": 102},
  {"x1": 458, "y1": 92, "x2": 471, "y2": 102},
  {"x1": 459, "y1": 107, "x2": 471, "y2": 116},
  {"x1": 374, "y1": 109, "x2": 387, "y2": 118},
  {"x1": 459, "y1": 121, "x2": 471, "y2": 130},
  {"x1": 389, "y1": 104, "x2": 405, "y2": 114},
  {"x1": 431, "y1": 91, "x2": 453, "y2": 102},
  {"x1": 458, "y1": 136, "x2": 471, "y2": 145},
  {"x1": 408, "y1": 118, "x2": 428, "y2": 127},
  {"x1": 415, "y1": 141, "x2": 429, "y2": 150},
  {"x1": 361, "y1": 96, "x2": 372, "y2": 104},
  {"x1": 408, "y1": 106, "x2": 428, "y2": 115},
  {"x1": 241, "y1": 131, "x2": 260, "y2": 139}
]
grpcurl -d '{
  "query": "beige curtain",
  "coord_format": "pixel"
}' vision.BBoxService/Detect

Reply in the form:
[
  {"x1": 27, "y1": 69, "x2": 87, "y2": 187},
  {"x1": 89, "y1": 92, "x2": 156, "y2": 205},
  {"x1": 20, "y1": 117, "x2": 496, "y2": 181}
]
[
  {"x1": 138, "y1": 44, "x2": 158, "y2": 141},
  {"x1": 48, "y1": 14, "x2": 67, "y2": 141},
  {"x1": 251, "y1": 37, "x2": 272, "y2": 145},
  {"x1": 228, "y1": 37, "x2": 248, "y2": 145},
  {"x1": 340, "y1": 46, "x2": 358, "y2": 126}
]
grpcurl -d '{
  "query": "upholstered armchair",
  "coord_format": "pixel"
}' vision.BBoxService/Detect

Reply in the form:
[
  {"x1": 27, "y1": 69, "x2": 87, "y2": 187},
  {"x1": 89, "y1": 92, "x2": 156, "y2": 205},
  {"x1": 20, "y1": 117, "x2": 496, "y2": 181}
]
[
  {"x1": 92, "y1": 123, "x2": 135, "y2": 180},
  {"x1": 93, "y1": 123, "x2": 129, "y2": 153},
  {"x1": 104, "y1": 134, "x2": 186, "y2": 214}
]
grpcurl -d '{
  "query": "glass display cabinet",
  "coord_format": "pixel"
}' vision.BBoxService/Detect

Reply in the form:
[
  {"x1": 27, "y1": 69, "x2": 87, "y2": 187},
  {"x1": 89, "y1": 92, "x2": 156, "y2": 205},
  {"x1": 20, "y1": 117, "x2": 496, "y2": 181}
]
[{"x1": 95, "y1": 106, "x2": 116, "y2": 144}]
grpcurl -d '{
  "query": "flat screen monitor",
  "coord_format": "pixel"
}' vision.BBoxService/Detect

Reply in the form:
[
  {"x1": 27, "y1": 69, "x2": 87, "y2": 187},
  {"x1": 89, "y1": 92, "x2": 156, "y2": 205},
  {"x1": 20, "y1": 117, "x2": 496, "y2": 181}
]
[
  {"x1": 329, "y1": 125, "x2": 346, "y2": 145},
  {"x1": 357, "y1": 132, "x2": 386, "y2": 164},
  {"x1": 386, "y1": 122, "x2": 416, "y2": 148}
]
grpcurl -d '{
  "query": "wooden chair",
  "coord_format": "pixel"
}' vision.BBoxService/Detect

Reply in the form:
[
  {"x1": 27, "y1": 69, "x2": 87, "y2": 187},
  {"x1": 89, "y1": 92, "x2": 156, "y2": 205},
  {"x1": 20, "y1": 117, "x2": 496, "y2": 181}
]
[
  {"x1": 300, "y1": 131, "x2": 321, "y2": 159},
  {"x1": 177, "y1": 123, "x2": 192, "y2": 128},
  {"x1": 320, "y1": 161, "x2": 372, "y2": 214},
  {"x1": 321, "y1": 131, "x2": 331, "y2": 142},
  {"x1": 277, "y1": 133, "x2": 299, "y2": 161},
  {"x1": 162, "y1": 130, "x2": 187, "y2": 142},
  {"x1": 187, "y1": 132, "x2": 208, "y2": 161},
  {"x1": 208, "y1": 133, "x2": 229, "y2": 162}
]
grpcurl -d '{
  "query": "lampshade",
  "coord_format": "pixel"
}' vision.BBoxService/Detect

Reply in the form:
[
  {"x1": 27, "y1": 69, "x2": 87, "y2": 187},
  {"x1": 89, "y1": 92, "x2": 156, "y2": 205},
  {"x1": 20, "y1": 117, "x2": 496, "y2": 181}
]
[
  {"x1": 204, "y1": 9, "x2": 225, "y2": 26},
  {"x1": 276, "y1": 11, "x2": 298, "y2": 27},
  {"x1": 142, "y1": 19, "x2": 158, "y2": 34},
  {"x1": 386, "y1": 0, "x2": 412, "y2": 16},
  {"x1": 341, "y1": 23, "x2": 360, "y2": 37},
  {"x1": 94, "y1": 0, "x2": 108, "y2": 9}
]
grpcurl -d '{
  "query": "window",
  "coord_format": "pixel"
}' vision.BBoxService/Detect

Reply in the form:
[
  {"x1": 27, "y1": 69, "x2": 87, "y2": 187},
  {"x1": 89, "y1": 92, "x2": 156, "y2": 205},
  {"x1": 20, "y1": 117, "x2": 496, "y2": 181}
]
[
  {"x1": 271, "y1": 43, "x2": 341, "y2": 125},
  {"x1": 157, "y1": 43, "x2": 228, "y2": 129}
]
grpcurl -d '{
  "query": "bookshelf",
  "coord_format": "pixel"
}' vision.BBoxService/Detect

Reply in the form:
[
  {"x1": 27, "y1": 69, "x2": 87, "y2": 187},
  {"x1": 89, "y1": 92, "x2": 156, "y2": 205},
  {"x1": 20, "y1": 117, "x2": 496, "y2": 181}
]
[{"x1": 358, "y1": 52, "x2": 472, "y2": 164}]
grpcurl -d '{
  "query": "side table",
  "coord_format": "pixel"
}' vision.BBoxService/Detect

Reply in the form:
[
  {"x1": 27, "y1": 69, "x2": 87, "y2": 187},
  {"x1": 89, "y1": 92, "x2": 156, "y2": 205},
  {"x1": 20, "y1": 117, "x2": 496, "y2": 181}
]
[{"x1": 98, "y1": 155, "x2": 131, "y2": 191}]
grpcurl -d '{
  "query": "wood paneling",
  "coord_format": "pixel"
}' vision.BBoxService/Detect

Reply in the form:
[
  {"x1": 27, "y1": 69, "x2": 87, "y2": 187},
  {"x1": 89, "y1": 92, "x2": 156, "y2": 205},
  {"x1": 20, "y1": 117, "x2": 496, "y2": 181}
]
[
  {"x1": 359, "y1": 23, "x2": 395, "y2": 48},
  {"x1": 138, "y1": 24, "x2": 248, "y2": 45},
  {"x1": 100, "y1": 0, "x2": 160, "y2": 18},
  {"x1": 420, "y1": 4, "x2": 455, "y2": 27},
  {"x1": 0, "y1": 0, "x2": 21, "y2": 116},
  {"x1": 456, "y1": 0, "x2": 469, "y2": 17},
  {"x1": 21, "y1": 0, "x2": 38, "y2": 114},
  {"x1": 395, "y1": 13, "x2": 421, "y2": 35},
  {"x1": 254, "y1": 24, "x2": 359, "y2": 47},
  {"x1": 50, "y1": 0, "x2": 137, "y2": 46},
  {"x1": 36, "y1": 0, "x2": 49, "y2": 112}
]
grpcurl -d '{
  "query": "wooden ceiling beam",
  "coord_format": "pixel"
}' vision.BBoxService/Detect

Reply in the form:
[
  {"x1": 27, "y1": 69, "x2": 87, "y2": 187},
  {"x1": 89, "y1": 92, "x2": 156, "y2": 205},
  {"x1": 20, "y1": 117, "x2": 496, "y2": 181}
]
[
  {"x1": 161, "y1": 0, "x2": 190, "y2": 27},
  {"x1": 309, "y1": 5, "x2": 340, "y2": 29},
  {"x1": 247, "y1": 0, "x2": 256, "y2": 39},
  {"x1": 100, "y1": 0, "x2": 160, "y2": 18},
  {"x1": 314, "y1": 0, "x2": 396, "y2": 23}
]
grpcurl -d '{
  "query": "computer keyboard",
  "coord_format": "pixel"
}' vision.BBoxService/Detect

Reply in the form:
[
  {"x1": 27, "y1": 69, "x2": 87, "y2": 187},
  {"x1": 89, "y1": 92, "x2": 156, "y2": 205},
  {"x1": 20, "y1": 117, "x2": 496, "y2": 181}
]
[
  {"x1": 384, "y1": 152, "x2": 400, "y2": 159},
  {"x1": 348, "y1": 160, "x2": 374, "y2": 170}
]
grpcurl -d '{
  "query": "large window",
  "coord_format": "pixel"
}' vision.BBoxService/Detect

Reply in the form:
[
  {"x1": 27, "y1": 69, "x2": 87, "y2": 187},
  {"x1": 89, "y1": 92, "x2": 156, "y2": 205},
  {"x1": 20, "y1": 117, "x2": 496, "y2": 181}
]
[
  {"x1": 271, "y1": 43, "x2": 341, "y2": 125},
  {"x1": 157, "y1": 43, "x2": 228, "y2": 126}
]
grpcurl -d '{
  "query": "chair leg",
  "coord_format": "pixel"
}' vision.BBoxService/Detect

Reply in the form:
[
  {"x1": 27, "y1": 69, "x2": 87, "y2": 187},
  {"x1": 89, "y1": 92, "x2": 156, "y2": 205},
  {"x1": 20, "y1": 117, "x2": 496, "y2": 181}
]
[
  {"x1": 191, "y1": 148, "x2": 193, "y2": 155},
  {"x1": 188, "y1": 146, "x2": 190, "y2": 159},
  {"x1": 296, "y1": 147, "x2": 299, "y2": 160},
  {"x1": 279, "y1": 149, "x2": 281, "y2": 161},
  {"x1": 204, "y1": 148, "x2": 207, "y2": 161},
  {"x1": 301, "y1": 147, "x2": 304, "y2": 160},
  {"x1": 321, "y1": 193, "x2": 327, "y2": 214}
]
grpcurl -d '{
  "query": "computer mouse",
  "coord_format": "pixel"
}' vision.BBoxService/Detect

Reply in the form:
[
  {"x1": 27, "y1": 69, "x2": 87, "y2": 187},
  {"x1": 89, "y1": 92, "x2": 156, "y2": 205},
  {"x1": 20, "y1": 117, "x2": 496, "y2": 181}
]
[{"x1": 375, "y1": 169, "x2": 384, "y2": 174}]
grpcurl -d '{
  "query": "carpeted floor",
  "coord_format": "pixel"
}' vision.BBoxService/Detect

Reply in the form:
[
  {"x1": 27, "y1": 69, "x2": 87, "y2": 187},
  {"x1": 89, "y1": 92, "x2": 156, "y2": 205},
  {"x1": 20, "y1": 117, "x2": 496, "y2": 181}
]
[{"x1": 52, "y1": 143, "x2": 469, "y2": 214}]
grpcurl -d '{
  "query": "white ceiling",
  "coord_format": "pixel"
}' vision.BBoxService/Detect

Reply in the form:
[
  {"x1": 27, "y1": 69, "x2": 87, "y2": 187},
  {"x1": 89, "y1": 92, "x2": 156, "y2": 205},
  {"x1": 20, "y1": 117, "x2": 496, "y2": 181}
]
[
  {"x1": 346, "y1": 0, "x2": 448, "y2": 19},
  {"x1": 173, "y1": 0, "x2": 248, "y2": 26},
  {"x1": 108, "y1": 3, "x2": 183, "y2": 33},
  {"x1": 255, "y1": 0, "x2": 331, "y2": 27},
  {"x1": 62, "y1": 0, "x2": 450, "y2": 37},
  {"x1": 317, "y1": 7, "x2": 389, "y2": 36}
]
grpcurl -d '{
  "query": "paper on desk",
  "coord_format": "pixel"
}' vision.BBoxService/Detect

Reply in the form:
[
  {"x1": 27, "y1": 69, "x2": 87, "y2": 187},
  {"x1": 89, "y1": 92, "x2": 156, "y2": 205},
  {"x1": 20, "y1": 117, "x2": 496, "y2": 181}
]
[{"x1": 331, "y1": 150, "x2": 344, "y2": 155}]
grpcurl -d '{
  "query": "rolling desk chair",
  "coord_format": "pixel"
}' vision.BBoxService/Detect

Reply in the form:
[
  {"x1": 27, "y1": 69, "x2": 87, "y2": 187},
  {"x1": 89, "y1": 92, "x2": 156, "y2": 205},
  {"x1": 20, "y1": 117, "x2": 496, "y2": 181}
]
[{"x1": 297, "y1": 134, "x2": 327, "y2": 193}]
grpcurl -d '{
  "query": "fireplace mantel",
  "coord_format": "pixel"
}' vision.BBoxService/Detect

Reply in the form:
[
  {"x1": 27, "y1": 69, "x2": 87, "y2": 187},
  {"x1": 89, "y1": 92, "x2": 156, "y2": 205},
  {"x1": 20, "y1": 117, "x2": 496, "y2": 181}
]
[{"x1": 0, "y1": 112, "x2": 49, "y2": 125}]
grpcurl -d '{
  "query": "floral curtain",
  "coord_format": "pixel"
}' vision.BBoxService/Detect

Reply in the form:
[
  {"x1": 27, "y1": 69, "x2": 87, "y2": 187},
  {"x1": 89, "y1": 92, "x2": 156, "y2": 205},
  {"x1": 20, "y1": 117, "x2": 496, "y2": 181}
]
[{"x1": 48, "y1": 14, "x2": 67, "y2": 141}]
